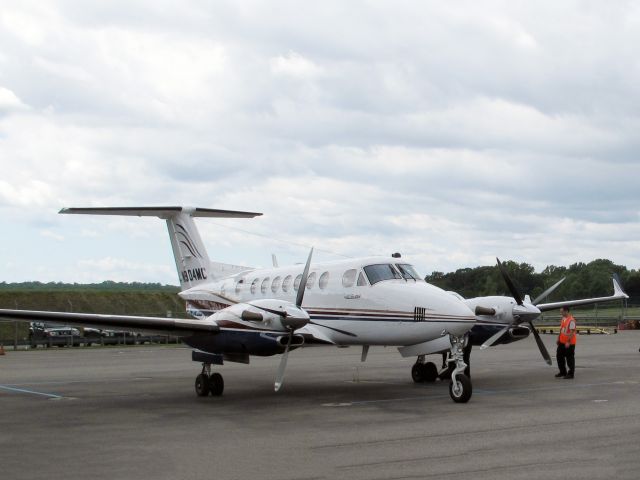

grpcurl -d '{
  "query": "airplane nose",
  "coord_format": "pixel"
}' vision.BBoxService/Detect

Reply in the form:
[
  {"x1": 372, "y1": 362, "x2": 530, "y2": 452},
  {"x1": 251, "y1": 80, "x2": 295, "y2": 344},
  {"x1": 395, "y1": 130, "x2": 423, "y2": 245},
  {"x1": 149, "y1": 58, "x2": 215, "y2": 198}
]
[{"x1": 437, "y1": 289, "x2": 476, "y2": 336}]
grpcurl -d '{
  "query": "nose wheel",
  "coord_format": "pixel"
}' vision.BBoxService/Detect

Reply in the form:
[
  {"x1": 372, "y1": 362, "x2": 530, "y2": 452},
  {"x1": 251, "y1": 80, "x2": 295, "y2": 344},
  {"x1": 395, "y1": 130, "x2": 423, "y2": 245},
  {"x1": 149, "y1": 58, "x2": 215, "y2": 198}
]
[
  {"x1": 195, "y1": 363, "x2": 225, "y2": 397},
  {"x1": 447, "y1": 335, "x2": 472, "y2": 403}
]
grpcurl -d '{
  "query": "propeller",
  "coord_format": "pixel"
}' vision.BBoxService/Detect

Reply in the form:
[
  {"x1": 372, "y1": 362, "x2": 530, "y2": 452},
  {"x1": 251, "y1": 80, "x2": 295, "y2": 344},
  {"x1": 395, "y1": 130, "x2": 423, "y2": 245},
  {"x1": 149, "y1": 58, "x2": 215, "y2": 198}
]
[
  {"x1": 274, "y1": 247, "x2": 314, "y2": 392},
  {"x1": 485, "y1": 258, "x2": 552, "y2": 365},
  {"x1": 531, "y1": 277, "x2": 566, "y2": 305}
]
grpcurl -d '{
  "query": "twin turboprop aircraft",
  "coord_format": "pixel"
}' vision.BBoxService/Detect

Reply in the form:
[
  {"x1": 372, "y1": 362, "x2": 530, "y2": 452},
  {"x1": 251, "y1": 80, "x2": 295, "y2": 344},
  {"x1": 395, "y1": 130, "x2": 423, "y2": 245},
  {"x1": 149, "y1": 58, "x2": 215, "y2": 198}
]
[{"x1": 0, "y1": 207, "x2": 627, "y2": 403}]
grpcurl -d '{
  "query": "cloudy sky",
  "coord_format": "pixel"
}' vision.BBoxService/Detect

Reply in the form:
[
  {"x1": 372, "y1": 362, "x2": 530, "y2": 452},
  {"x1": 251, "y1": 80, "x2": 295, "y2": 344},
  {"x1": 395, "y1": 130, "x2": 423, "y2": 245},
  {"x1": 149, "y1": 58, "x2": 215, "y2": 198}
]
[{"x1": 1, "y1": 1, "x2": 639, "y2": 285}]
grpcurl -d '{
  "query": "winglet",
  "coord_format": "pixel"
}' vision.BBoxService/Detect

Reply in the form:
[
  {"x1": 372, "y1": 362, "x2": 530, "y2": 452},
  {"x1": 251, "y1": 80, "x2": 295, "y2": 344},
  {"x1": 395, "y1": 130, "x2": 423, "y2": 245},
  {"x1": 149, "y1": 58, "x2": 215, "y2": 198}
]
[{"x1": 612, "y1": 274, "x2": 629, "y2": 299}]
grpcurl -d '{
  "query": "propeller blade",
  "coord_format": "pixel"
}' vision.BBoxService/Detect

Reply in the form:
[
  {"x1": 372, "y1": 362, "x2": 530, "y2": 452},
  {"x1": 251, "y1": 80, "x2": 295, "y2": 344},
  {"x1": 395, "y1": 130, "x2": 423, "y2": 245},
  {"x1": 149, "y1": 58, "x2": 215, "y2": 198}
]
[
  {"x1": 531, "y1": 277, "x2": 566, "y2": 305},
  {"x1": 308, "y1": 320, "x2": 358, "y2": 337},
  {"x1": 251, "y1": 304, "x2": 287, "y2": 318},
  {"x1": 528, "y1": 320, "x2": 552, "y2": 365},
  {"x1": 274, "y1": 331, "x2": 293, "y2": 392},
  {"x1": 479, "y1": 325, "x2": 510, "y2": 350},
  {"x1": 496, "y1": 258, "x2": 524, "y2": 306},
  {"x1": 295, "y1": 247, "x2": 314, "y2": 308}
]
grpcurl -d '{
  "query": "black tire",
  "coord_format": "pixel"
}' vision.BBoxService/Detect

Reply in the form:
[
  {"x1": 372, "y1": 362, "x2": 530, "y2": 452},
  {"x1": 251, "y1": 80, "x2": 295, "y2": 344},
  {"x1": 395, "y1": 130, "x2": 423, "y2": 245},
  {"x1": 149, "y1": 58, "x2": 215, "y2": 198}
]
[
  {"x1": 195, "y1": 373, "x2": 210, "y2": 397},
  {"x1": 449, "y1": 374, "x2": 472, "y2": 403},
  {"x1": 411, "y1": 363, "x2": 425, "y2": 383},
  {"x1": 421, "y1": 362, "x2": 438, "y2": 383},
  {"x1": 209, "y1": 373, "x2": 224, "y2": 396}
]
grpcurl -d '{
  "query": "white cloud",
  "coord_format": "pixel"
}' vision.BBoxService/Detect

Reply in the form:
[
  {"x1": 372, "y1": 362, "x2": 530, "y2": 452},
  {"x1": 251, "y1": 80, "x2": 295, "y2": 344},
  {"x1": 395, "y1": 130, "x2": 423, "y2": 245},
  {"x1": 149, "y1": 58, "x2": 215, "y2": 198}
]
[
  {"x1": 0, "y1": 86, "x2": 29, "y2": 112},
  {"x1": 39, "y1": 229, "x2": 64, "y2": 241},
  {"x1": 270, "y1": 51, "x2": 322, "y2": 78},
  {"x1": 0, "y1": 1, "x2": 639, "y2": 283}
]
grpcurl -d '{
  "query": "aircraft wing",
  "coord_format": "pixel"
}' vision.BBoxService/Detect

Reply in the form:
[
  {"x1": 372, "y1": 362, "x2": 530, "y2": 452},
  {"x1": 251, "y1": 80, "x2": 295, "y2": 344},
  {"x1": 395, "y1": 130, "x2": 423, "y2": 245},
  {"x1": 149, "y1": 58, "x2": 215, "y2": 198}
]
[
  {"x1": 537, "y1": 276, "x2": 628, "y2": 312},
  {"x1": 0, "y1": 309, "x2": 219, "y2": 336},
  {"x1": 296, "y1": 324, "x2": 337, "y2": 345}
]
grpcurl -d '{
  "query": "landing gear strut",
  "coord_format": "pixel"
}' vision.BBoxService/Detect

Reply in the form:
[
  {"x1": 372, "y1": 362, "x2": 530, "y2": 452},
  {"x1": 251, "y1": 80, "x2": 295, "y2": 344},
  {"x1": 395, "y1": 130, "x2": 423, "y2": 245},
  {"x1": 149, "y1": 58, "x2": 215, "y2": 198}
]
[
  {"x1": 195, "y1": 363, "x2": 224, "y2": 397},
  {"x1": 447, "y1": 335, "x2": 472, "y2": 403}
]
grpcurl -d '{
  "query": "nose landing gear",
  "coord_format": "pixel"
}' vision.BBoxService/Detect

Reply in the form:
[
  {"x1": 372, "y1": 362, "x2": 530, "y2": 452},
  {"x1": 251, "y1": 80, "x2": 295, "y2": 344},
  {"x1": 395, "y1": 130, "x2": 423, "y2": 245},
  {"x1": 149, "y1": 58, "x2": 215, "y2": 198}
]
[{"x1": 447, "y1": 335, "x2": 472, "y2": 403}]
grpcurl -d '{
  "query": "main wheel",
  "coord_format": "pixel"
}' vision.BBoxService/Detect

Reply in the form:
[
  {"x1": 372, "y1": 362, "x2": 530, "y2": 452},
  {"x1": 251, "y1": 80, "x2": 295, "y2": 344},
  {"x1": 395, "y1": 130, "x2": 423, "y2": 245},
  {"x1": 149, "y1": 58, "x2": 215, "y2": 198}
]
[
  {"x1": 449, "y1": 374, "x2": 472, "y2": 403},
  {"x1": 209, "y1": 373, "x2": 224, "y2": 396},
  {"x1": 411, "y1": 363, "x2": 425, "y2": 383},
  {"x1": 195, "y1": 373, "x2": 210, "y2": 397},
  {"x1": 421, "y1": 362, "x2": 438, "y2": 383}
]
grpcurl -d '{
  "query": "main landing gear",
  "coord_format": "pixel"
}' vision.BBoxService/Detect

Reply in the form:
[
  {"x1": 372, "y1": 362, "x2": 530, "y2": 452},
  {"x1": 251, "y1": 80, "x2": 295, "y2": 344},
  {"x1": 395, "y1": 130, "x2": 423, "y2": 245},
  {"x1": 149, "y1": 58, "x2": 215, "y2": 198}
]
[
  {"x1": 411, "y1": 356, "x2": 438, "y2": 383},
  {"x1": 195, "y1": 363, "x2": 224, "y2": 397},
  {"x1": 411, "y1": 336, "x2": 472, "y2": 403}
]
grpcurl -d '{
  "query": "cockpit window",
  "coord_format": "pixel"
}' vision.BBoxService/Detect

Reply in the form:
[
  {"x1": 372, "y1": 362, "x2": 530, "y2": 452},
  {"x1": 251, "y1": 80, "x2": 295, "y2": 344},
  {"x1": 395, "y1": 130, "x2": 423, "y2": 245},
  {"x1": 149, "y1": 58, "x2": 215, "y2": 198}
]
[
  {"x1": 396, "y1": 264, "x2": 421, "y2": 281},
  {"x1": 363, "y1": 264, "x2": 402, "y2": 285},
  {"x1": 357, "y1": 272, "x2": 368, "y2": 286}
]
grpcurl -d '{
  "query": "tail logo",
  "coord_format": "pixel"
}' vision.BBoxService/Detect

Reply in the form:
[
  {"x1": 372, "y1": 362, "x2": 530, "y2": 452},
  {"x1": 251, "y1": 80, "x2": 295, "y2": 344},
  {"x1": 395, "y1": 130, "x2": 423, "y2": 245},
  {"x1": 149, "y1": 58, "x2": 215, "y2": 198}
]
[{"x1": 175, "y1": 223, "x2": 204, "y2": 259}]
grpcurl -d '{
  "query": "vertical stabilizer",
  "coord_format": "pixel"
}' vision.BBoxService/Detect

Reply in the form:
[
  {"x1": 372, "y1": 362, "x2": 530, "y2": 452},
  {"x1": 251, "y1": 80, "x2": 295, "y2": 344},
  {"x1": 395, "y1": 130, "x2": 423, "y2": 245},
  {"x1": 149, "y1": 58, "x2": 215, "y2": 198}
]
[
  {"x1": 59, "y1": 206, "x2": 262, "y2": 289},
  {"x1": 166, "y1": 209, "x2": 211, "y2": 289}
]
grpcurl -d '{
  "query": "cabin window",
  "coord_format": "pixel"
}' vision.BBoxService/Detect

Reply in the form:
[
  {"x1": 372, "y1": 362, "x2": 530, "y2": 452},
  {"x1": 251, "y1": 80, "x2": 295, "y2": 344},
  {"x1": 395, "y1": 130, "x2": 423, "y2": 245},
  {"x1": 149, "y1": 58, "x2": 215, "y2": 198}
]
[
  {"x1": 357, "y1": 272, "x2": 368, "y2": 286},
  {"x1": 271, "y1": 276, "x2": 282, "y2": 293},
  {"x1": 282, "y1": 275, "x2": 292, "y2": 293},
  {"x1": 319, "y1": 271, "x2": 330, "y2": 290},
  {"x1": 235, "y1": 279, "x2": 244, "y2": 294},
  {"x1": 363, "y1": 264, "x2": 402, "y2": 285},
  {"x1": 342, "y1": 269, "x2": 357, "y2": 287},
  {"x1": 396, "y1": 263, "x2": 421, "y2": 281},
  {"x1": 250, "y1": 278, "x2": 259, "y2": 295},
  {"x1": 293, "y1": 274, "x2": 302, "y2": 291},
  {"x1": 306, "y1": 272, "x2": 317, "y2": 290},
  {"x1": 261, "y1": 277, "x2": 270, "y2": 294}
]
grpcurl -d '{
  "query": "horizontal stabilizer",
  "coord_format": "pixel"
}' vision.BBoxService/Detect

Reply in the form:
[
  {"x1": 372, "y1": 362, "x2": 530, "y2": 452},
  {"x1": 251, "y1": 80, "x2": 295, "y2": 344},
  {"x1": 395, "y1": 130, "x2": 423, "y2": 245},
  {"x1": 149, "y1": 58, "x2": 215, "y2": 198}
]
[{"x1": 59, "y1": 206, "x2": 262, "y2": 219}]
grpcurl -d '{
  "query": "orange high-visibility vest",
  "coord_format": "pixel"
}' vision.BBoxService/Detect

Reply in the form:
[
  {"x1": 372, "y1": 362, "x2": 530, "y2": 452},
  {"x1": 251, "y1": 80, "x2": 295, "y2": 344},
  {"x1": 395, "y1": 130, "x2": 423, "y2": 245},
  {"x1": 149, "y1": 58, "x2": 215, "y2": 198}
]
[{"x1": 559, "y1": 315, "x2": 577, "y2": 345}]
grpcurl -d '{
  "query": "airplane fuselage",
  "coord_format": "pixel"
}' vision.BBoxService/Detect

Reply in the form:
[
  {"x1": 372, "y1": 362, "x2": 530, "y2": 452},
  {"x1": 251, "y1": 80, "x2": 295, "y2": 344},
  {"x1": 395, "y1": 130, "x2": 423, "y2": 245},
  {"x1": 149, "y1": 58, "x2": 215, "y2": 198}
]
[{"x1": 180, "y1": 256, "x2": 476, "y2": 353}]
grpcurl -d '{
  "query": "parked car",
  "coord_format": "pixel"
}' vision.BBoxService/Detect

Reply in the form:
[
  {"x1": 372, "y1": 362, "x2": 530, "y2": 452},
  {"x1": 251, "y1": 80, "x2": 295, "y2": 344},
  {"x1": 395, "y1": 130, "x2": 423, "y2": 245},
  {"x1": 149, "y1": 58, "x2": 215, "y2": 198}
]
[{"x1": 29, "y1": 323, "x2": 81, "y2": 347}]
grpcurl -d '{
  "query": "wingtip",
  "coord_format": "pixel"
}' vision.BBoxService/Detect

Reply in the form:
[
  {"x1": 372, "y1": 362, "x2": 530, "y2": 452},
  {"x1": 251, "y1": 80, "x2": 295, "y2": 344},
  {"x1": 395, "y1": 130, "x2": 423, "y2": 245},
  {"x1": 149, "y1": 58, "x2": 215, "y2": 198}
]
[{"x1": 612, "y1": 274, "x2": 629, "y2": 299}]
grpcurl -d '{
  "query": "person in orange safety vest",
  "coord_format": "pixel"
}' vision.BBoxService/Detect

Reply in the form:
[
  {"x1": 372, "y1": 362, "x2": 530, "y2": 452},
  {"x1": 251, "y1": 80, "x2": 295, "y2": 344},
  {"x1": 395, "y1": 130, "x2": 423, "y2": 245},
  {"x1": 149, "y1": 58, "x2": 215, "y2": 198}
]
[{"x1": 555, "y1": 306, "x2": 577, "y2": 379}]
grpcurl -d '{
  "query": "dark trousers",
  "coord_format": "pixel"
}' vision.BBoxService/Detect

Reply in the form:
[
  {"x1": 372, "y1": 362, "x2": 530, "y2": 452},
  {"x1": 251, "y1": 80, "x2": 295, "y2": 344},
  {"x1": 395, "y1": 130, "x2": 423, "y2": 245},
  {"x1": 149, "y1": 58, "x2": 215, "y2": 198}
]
[{"x1": 556, "y1": 343, "x2": 575, "y2": 375}]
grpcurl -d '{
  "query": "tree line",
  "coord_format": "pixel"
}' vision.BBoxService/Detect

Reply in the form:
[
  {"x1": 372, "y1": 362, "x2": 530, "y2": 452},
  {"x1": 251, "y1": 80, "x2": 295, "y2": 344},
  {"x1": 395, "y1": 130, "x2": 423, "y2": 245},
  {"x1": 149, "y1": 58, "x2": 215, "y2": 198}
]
[
  {"x1": 0, "y1": 281, "x2": 179, "y2": 293},
  {"x1": 425, "y1": 259, "x2": 640, "y2": 303},
  {"x1": 1, "y1": 258, "x2": 638, "y2": 303}
]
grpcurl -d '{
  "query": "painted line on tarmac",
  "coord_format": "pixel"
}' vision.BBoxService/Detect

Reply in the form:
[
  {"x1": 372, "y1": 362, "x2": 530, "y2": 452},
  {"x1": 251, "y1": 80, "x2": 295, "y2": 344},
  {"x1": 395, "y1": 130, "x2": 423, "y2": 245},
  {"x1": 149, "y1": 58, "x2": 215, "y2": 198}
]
[
  {"x1": 473, "y1": 379, "x2": 639, "y2": 396},
  {"x1": 0, "y1": 384, "x2": 64, "y2": 399},
  {"x1": 322, "y1": 380, "x2": 639, "y2": 407}
]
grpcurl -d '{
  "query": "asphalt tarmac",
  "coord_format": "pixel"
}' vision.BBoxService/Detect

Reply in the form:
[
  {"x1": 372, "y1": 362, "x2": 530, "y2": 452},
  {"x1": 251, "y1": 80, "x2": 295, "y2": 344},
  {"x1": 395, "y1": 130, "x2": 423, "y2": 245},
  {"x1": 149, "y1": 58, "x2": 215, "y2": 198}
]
[{"x1": 1, "y1": 331, "x2": 639, "y2": 480}]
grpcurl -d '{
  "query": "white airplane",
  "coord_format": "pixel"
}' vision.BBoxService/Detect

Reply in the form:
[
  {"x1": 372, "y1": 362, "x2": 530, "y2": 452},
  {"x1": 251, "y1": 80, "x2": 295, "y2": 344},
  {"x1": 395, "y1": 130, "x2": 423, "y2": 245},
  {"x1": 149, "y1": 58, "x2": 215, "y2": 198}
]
[{"x1": 0, "y1": 207, "x2": 478, "y2": 403}]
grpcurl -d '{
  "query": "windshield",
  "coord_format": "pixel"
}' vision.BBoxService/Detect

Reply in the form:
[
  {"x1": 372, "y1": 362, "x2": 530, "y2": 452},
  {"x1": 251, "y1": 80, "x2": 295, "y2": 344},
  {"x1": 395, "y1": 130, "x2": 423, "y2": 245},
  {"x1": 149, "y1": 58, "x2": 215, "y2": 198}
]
[
  {"x1": 396, "y1": 263, "x2": 421, "y2": 281},
  {"x1": 363, "y1": 264, "x2": 402, "y2": 285}
]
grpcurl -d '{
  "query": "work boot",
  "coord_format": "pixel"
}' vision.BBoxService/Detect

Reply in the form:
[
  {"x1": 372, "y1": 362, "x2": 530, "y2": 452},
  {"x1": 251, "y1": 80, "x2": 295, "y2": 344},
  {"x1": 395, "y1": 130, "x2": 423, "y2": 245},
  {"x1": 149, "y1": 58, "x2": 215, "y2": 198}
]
[
  {"x1": 555, "y1": 372, "x2": 566, "y2": 378},
  {"x1": 563, "y1": 373, "x2": 574, "y2": 379}
]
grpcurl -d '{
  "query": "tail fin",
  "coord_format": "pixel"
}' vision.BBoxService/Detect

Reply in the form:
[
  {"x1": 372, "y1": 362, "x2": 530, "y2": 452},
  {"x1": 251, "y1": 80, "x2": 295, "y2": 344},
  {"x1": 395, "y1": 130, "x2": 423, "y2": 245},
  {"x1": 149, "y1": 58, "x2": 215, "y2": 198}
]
[{"x1": 59, "y1": 206, "x2": 262, "y2": 289}]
